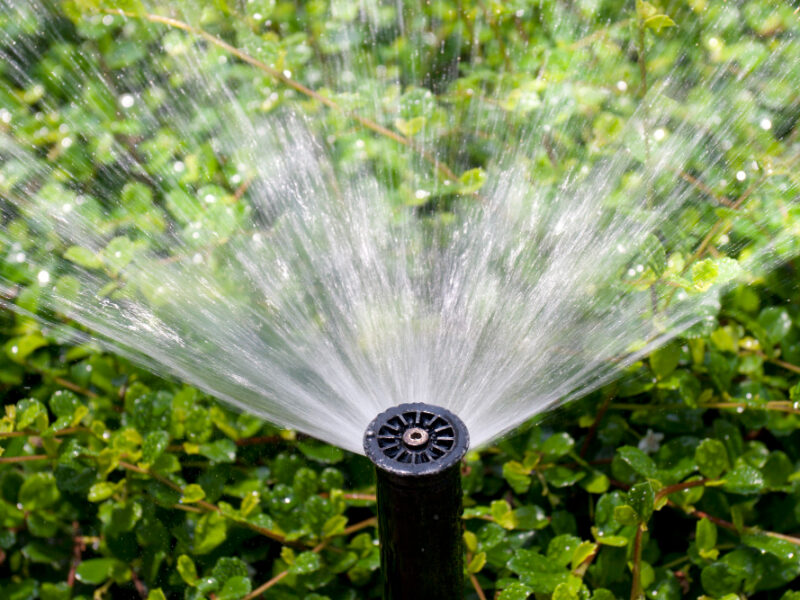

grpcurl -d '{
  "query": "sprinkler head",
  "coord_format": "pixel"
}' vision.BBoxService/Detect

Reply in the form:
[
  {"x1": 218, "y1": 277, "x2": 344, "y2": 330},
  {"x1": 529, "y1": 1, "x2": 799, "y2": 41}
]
[{"x1": 363, "y1": 403, "x2": 469, "y2": 477}]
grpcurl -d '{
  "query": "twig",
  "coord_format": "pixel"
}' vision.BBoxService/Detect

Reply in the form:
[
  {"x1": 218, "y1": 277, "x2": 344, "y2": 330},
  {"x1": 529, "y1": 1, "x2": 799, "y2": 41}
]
[
  {"x1": 0, "y1": 454, "x2": 49, "y2": 464},
  {"x1": 655, "y1": 479, "x2": 712, "y2": 499},
  {"x1": 0, "y1": 426, "x2": 90, "y2": 439},
  {"x1": 118, "y1": 461, "x2": 291, "y2": 545},
  {"x1": 103, "y1": 9, "x2": 458, "y2": 182},
  {"x1": 243, "y1": 570, "x2": 289, "y2": 599},
  {"x1": 667, "y1": 499, "x2": 800, "y2": 545},
  {"x1": 470, "y1": 572, "x2": 488, "y2": 600},
  {"x1": 630, "y1": 523, "x2": 645, "y2": 600},
  {"x1": 580, "y1": 392, "x2": 613, "y2": 457}
]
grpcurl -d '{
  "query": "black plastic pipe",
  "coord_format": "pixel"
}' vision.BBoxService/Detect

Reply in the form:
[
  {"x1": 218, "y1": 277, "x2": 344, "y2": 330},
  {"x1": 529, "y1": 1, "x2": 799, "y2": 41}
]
[{"x1": 364, "y1": 403, "x2": 470, "y2": 600}]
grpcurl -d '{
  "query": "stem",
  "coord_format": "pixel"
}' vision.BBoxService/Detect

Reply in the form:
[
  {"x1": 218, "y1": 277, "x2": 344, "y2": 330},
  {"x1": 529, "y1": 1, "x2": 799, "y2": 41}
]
[
  {"x1": 118, "y1": 461, "x2": 291, "y2": 545},
  {"x1": 656, "y1": 478, "x2": 712, "y2": 499},
  {"x1": 243, "y1": 570, "x2": 288, "y2": 599},
  {"x1": 630, "y1": 523, "x2": 645, "y2": 600},
  {"x1": 667, "y1": 500, "x2": 800, "y2": 545},
  {"x1": 469, "y1": 571, "x2": 488, "y2": 600},
  {"x1": 0, "y1": 454, "x2": 49, "y2": 464},
  {"x1": 103, "y1": 9, "x2": 458, "y2": 182},
  {"x1": 580, "y1": 391, "x2": 613, "y2": 457},
  {"x1": 0, "y1": 426, "x2": 91, "y2": 439}
]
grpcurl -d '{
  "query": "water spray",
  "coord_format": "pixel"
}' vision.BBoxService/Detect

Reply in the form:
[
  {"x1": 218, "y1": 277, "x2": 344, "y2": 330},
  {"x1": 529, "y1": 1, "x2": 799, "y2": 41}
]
[{"x1": 364, "y1": 403, "x2": 469, "y2": 600}]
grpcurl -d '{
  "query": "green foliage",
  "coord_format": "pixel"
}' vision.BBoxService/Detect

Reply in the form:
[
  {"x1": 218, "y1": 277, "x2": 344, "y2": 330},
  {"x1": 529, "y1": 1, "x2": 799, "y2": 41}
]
[{"x1": 1, "y1": 0, "x2": 800, "y2": 599}]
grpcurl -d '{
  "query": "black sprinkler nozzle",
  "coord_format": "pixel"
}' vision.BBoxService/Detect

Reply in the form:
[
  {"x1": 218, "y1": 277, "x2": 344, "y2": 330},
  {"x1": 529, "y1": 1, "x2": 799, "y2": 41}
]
[{"x1": 364, "y1": 403, "x2": 469, "y2": 600}]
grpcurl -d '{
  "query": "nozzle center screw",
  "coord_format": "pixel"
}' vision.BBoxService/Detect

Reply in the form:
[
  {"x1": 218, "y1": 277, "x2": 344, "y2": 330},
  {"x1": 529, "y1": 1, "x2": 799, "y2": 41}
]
[{"x1": 403, "y1": 427, "x2": 429, "y2": 448}]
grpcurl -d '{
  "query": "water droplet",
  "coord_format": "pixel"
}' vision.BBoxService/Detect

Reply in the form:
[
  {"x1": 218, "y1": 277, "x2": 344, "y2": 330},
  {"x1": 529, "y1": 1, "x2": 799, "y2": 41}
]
[
  {"x1": 37, "y1": 270, "x2": 51, "y2": 284},
  {"x1": 85, "y1": 365, "x2": 92, "y2": 372},
  {"x1": 708, "y1": 37, "x2": 720, "y2": 49},
  {"x1": 616, "y1": 81, "x2": 628, "y2": 92},
  {"x1": 61, "y1": 137, "x2": 73, "y2": 148},
  {"x1": 736, "y1": 406, "x2": 744, "y2": 413},
  {"x1": 192, "y1": 253, "x2": 203, "y2": 264},
  {"x1": 653, "y1": 128, "x2": 666, "y2": 141},
  {"x1": 736, "y1": 170, "x2": 746, "y2": 182},
  {"x1": 283, "y1": 69, "x2": 292, "y2": 78},
  {"x1": 120, "y1": 94, "x2": 135, "y2": 108},
  {"x1": 0, "y1": 108, "x2": 12, "y2": 123},
  {"x1": 204, "y1": 194, "x2": 216, "y2": 203},
  {"x1": 14, "y1": 252, "x2": 25, "y2": 263},
  {"x1": 173, "y1": 161, "x2": 185, "y2": 173},
  {"x1": 102, "y1": 14, "x2": 114, "y2": 26},
  {"x1": 415, "y1": 189, "x2": 430, "y2": 200},
  {"x1": 759, "y1": 118, "x2": 772, "y2": 130},
  {"x1": 10, "y1": 345, "x2": 18, "y2": 354}
]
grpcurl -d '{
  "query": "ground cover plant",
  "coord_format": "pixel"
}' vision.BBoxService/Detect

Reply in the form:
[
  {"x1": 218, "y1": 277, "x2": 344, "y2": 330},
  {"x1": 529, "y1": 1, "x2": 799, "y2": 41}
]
[{"x1": 2, "y1": 0, "x2": 800, "y2": 599}]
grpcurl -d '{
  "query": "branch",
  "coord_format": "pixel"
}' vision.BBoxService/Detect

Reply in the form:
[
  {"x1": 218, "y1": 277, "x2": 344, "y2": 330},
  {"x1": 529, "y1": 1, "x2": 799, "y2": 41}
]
[{"x1": 103, "y1": 9, "x2": 458, "y2": 182}]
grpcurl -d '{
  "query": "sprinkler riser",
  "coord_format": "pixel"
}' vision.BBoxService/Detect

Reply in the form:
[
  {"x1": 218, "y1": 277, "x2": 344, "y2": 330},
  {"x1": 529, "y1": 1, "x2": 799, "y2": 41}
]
[{"x1": 364, "y1": 403, "x2": 469, "y2": 600}]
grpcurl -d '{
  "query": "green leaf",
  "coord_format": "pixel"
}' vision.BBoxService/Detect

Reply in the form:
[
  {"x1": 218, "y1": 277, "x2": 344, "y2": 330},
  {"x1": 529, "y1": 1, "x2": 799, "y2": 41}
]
[
  {"x1": 88, "y1": 482, "x2": 116, "y2": 503},
  {"x1": 696, "y1": 518, "x2": 717, "y2": 552},
  {"x1": 103, "y1": 236, "x2": 135, "y2": 274},
  {"x1": 763, "y1": 451, "x2": 793, "y2": 488},
  {"x1": 644, "y1": 14, "x2": 676, "y2": 32},
  {"x1": 194, "y1": 512, "x2": 227, "y2": 554},
  {"x1": 75, "y1": 558, "x2": 130, "y2": 585},
  {"x1": 491, "y1": 499, "x2": 518, "y2": 530},
  {"x1": 498, "y1": 582, "x2": 534, "y2": 600},
  {"x1": 290, "y1": 551, "x2": 322, "y2": 575},
  {"x1": 147, "y1": 590, "x2": 167, "y2": 600},
  {"x1": 541, "y1": 433, "x2": 575, "y2": 458},
  {"x1": 614, "y1": 505, "x2": 639, "y2": 526},
  {"x1": 142, "y1": 430, "x2": 170, "y2": 464},
  {"x1": 394, "y1": 116, "x2": 425, "y2": 137},
  {"x1": 507, "y1": 549, "x2": 579, "y2": 594},
  {"x1": 181, "y1": 484, "x2": 206, "y2": 503},
  {"x1": 758, "y1": 307, "x2": 793, "y2": 344},
  {"x1": 695, "y1": 438, "x2": 730, "y2": 479},
  {"x1": 19, "y1": 472, "x2": 60, "y2": 510},
  {"x1": 297, "y1": 440, "x2": 344, "y2": 464},
  {"x1": 458, "y1": 168, "x2": 487, "y2": 193},
  {"x1": 6, "y1": 334, "x2": 48, "y2": 363},
  {"x1": 627, "y1": 481, "x2": 654, "y2": 523},
  {"x1": 571, "y1": 541, "x2": 598, "y2": 571},
  {"x1": 218, "y1": 576, "x2": 252, "y2": 600},
  {"x1": 722, "y1": 463, "x2": 764, "y2": 495},
  {"x1": 177, "y1": 554, "x2": 198, "y2": 586},
  {"x1": 650, "y1": 342, "x2": 680, "y2": 378},
  {"x1": 616, "y1": 446, "x2": 658, "y2": 478},
  {"x1": 503, "y1": 460, "x2": 532, "y2": 494},
  {"x1": 199, "y1": 439, "x2": 237, "y2": 463},
  {"x1": 467, "y1": 551, "x2": 486, "y2": 574},
  {"x1": 64, "y1": 245, "x2": 103, "y2": 269}
]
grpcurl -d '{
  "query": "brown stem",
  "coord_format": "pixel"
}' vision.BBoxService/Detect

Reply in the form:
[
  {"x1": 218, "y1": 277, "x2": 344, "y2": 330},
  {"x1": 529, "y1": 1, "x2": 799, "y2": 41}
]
[
  {"x1": 667, "y1": 500, "x2": 800, "y2": 545},
  {"x1": 0, "y1": 454, "x2": 49, "y2": 464},
  {"x1": 118, "y1": 461, "x2": 291, "y2": 545},
  {"x1": 243, "y1": 570, "x2": 289, "y2": 599},
  {"x1": 0, "y1": 426, "x2": 91, "y2": 439},
  {"x1": 630, "y1": 523, "x2": 645, "y2": 600},
  {"x1": 580, "y1": 392, "x2": 613, "y2": 457},
  {"x1": 470, "y1": 572, "x2": 488, "y2": 600},
  {"x1": 103, "y1": 9, "x2": 458, "y2": 182},
  {"x1": 656, "y1": 478, "x2": 712, "y2": 499}
]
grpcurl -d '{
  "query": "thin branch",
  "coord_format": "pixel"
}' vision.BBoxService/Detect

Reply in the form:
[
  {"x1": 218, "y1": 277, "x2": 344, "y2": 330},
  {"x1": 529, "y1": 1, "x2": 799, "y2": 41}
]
[
  {"x1": 470, "y1": 572, "x2": 488, "y2": 600},
  {"x1": 0, "y1": 454, "x2": 50, "y2": 464},
  {"x1": 104, "y1": 9, "x2": 458, "y2": 182},
  {"x1": 630, "y1": 523, "x2": 645, "y2": 600},
  {"x1": 118, "y1": 460, "x2": 291, "y2": 545},
  {"x1": 580, "y1": 391, "x2": 613, "y2": 457},
  {"x1": 243, "y1": 570, "x2": 288, "y2": 600}
]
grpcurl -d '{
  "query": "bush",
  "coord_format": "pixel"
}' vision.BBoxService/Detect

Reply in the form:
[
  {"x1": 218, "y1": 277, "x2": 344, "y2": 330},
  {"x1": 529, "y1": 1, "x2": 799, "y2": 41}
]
[{"x1": 1, "y1": 1, "x2": 800, "y2": 599}]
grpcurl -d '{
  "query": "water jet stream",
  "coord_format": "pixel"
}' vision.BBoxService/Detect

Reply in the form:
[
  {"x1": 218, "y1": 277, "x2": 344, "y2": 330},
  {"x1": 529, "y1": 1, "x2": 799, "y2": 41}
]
[{"x1": 0, "y1": 0, "x2": 798, "y2": 456}]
